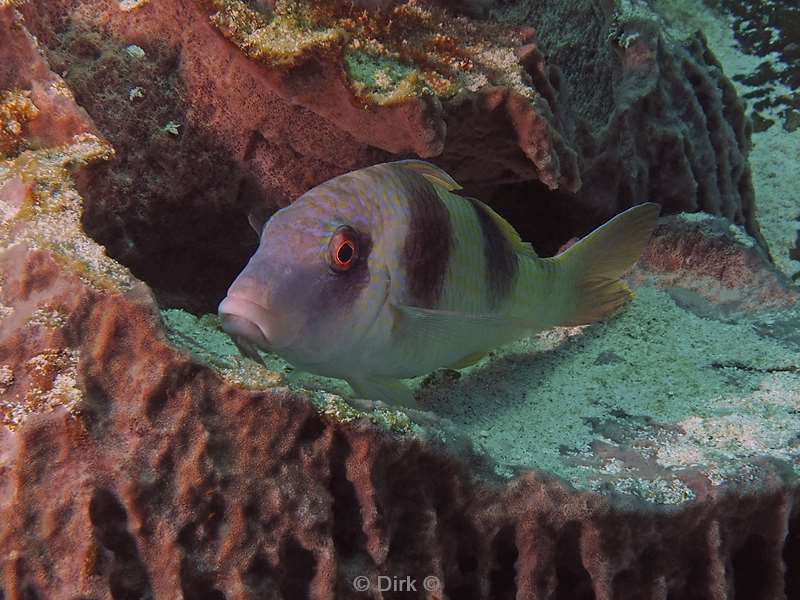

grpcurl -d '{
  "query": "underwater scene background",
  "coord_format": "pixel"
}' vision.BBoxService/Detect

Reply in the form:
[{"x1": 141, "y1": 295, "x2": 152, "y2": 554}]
[{"x1": 0, "y1": 0, "x2": 798, "y2": 598}]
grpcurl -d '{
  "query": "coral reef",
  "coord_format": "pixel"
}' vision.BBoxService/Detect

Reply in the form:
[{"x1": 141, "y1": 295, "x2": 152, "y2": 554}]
[
  {"x1": 495, "y1": 1, "x2": 761, "y2": 241},
  {"x1": 643, "y1": 0, "x2": 800, "y2": 282},
  {"x1": 13, "y1": 0, "x2": 763, "y2": 312},
  {"x1": 2, "y1": 0, "x2": 799, "y2": 598},
  {"x1": 0, "y1": 6, "x2": 98, "y2": 156},
  {"x1": 3, "y1": 137, "x2": 800, "y2": 595}
]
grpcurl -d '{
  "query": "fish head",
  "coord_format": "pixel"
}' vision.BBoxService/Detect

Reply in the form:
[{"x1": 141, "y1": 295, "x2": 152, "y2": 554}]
[{"x1": 218, "y1": 188, "x2": 389, "y2": 369}]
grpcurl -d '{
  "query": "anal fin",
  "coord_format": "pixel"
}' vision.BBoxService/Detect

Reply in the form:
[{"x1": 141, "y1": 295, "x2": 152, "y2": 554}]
[
  {"x1": 348, "y1": 376, "x2": 417, "y2": 408},
  {"x1": 447, "y1": 351, "x2": 486, "y2": 370}
]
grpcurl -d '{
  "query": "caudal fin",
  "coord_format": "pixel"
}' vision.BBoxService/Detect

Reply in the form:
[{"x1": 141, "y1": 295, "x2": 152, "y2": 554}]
[{"x1": 546, "y1": 203, "x2": 660, "y2": 326}]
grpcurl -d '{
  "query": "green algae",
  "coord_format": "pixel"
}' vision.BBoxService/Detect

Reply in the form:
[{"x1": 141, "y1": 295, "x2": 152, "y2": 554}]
[
  {"x1": 207, "y1": 0, "x2": 535, "y2": 105},
  {"x1": 160, "y1": 308, "x2": 418, "y2": 435},
  {"x1": 344, "y1": 49, "x2": 428, "y2": 104}
]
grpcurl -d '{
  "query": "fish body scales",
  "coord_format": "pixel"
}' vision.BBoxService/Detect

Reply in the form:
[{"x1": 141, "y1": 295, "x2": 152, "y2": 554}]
[{"x1": 434, "y1": 190, "x2": 499, "y2": 316}]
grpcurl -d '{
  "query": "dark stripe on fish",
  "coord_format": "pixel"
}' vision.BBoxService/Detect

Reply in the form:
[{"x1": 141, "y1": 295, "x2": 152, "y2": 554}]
[
  {"x1": 466, "y1": 197, "x2": 518, "y2": 309},
  {"x1": 398, "y1": 169, "x2": 454, "y2": 308}
]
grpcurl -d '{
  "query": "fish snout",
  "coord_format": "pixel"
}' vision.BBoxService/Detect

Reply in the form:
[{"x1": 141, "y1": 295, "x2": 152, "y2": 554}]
[{"x1": 218, "y1": 295, "x2": 273, "y2": 352}]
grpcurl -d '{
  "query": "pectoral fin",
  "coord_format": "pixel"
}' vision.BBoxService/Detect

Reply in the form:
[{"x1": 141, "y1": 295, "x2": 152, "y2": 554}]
[
  {"x1": 348, "y1": 376, "x2": 417, "y2": 408},
  {"x1": 393, "y1": 303, "x2": 540, "y2": 351}
]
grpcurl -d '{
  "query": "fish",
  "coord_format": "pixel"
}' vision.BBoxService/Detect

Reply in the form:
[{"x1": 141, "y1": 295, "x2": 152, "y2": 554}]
[{"x1": 218, "y1": 160, "x2": 660, "y2": 407}]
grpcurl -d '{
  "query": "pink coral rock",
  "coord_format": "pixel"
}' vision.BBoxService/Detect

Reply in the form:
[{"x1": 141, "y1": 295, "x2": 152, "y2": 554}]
[{"x1": 3, "y1": 1, "x2": 798, "y2": 599}]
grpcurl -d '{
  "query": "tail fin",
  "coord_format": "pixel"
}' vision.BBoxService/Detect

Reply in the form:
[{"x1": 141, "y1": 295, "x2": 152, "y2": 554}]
[{"x1": 545, "y1": 203, "x2": 660, "y2": 326}]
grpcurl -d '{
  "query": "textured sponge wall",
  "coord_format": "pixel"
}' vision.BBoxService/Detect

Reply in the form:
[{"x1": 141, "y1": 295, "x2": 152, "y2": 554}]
[{"x1": 14, "y1": 0, "x2": 765, "y2": 314}]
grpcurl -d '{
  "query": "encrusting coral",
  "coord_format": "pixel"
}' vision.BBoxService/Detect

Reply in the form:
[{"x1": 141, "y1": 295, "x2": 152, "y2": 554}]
[
  {"x1": 203, "y1": 0, "x2": 580, "y2": 191},
  {"x1": 0, "y1": 135, "x2": 126, "y2": 291},
  {"x1": 208, "y1": 0, "x2": 538, "y2": 103},
  {"x1": 0, "y1": 89, "x2": 39, "y2": 156}
]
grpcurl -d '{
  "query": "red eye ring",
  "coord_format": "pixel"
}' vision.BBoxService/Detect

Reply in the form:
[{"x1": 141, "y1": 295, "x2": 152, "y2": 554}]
[{"x1": 329, "y1": 226, "x2": 359, "y2": 272}]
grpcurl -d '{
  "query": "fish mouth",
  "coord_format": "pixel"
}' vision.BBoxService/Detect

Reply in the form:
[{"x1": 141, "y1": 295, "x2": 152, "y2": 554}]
[{"x1": 218, "y1": 296, "x2": 275, "y2": 364}]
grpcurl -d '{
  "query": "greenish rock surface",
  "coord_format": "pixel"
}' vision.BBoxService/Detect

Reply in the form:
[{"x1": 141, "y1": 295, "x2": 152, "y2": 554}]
[{"x1": 162, "y1": 277, "x2": 800, "y2": 505}]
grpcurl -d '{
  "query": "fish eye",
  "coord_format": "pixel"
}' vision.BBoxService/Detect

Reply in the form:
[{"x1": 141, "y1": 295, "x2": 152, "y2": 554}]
[{"x1": 329, "y1": 226, "x2": 359, "y2": 272}]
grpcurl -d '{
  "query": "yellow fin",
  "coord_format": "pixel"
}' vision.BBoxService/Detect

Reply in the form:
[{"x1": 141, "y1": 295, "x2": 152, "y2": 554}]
[
  {"x1": 543, "y1": 203, "x2": 660, "y2": 326},
  {"x1": 468, "y1": 197, "x2": 538, "y2": 256},
  {"x1": 447, "y1": 351, "x2": 486, "y2": 370},
  {"x1": 394, "y1": 159, "x2": 463, "y2": 191}
]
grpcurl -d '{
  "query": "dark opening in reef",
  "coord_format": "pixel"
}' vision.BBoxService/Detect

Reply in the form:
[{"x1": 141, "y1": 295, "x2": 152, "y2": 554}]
[
  {"x1": 790, "y1": 229, "x2": 800, "y2": 282},
  {"x1": 80, "y1": 161, "x2": 260, "y2": 314},
  {"x1": 89, "y1": 488, "x2": 154, "y2": 600},
  {"x1": 553, "y1": 521, "x2": 594, "y2": 600},
  {"x1": 279, "y1": 536, "x2": 317, "y2": 600},
  {"x1": 466, "y1": 180, "x2": 603, "y2": 257},
  {"x1": 12, "y1": 10, "x2": 263, "y2": 314},
  {"x1": 784, "y1": 510, "x2": 800, "y2": 599},
  {"x1": 30, "y1": 19, "x2": 265, "y2": 314},
  {"x1": 488, "y1": 524, "x2": 518, "y2": 600},
  {"x1": 731, "y1": 532, "x2": 775, "y2": 599}
]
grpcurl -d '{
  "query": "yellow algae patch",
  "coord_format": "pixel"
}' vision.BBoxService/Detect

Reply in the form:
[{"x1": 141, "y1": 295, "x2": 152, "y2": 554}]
[
  {"x1": 118, "y1": 0, "x2": 150, "y2": 11},
  {"x1": 206, "y1": 0, "x2": 538, "y2": 106},
  {"x1": 1, "y1": 348, "x2": 81, "y2": 431},
  {"x1": 209, "y1": 0, "x2": 346, "y2": 69},
  {"x1": 309, "y1": 390, "x2": 413, "y2": 434},
  {"x1": 218, "y1": 357, "x2": 284, "y2": 390},
  {"x1": 0, "y1": 89, "x2": 39, "y2": 157},
  {"x1": 312, "y1": 391, "x2": 363, "y2": 423},
  {"x1": 0, "y1": 133, "x2": 134, "y2": 293}
]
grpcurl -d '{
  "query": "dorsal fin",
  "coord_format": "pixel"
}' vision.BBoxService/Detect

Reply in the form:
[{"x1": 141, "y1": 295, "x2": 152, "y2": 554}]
[
  {"x1": 468, "y1": 196, "x2": 538, "y2": 256},
  {"x1": 393, "y1": 159, "x2": 463, "y2": 191},
  {"x1": 394, "y1": 159, "x2": 537, "y2": 256}
]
